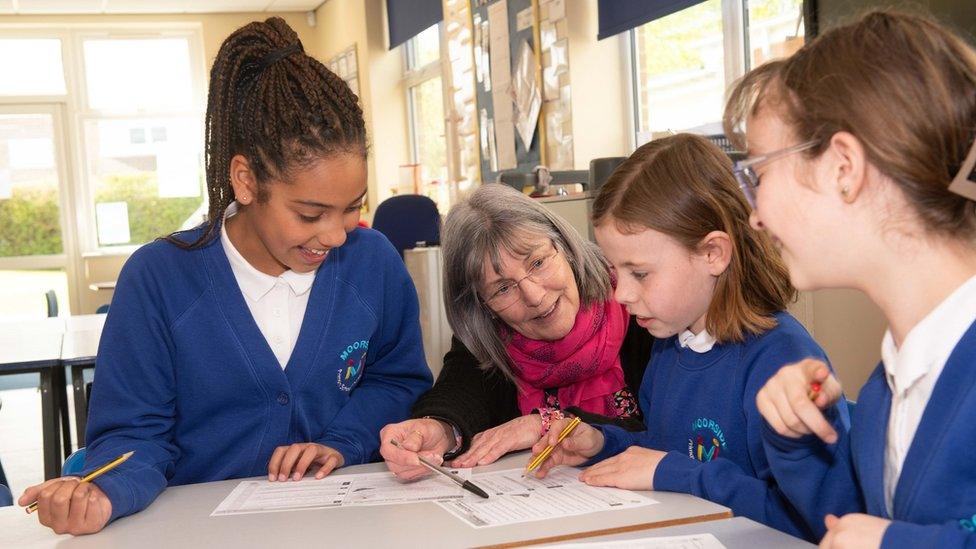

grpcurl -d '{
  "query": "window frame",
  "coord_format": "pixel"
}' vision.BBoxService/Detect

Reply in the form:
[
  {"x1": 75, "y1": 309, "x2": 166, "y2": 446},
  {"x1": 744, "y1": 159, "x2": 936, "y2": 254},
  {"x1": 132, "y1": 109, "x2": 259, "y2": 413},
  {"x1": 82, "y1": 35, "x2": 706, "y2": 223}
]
[
  {"x1": 628, "y1": 0, "x2": 803, "y2": 145},
  {"x1": 402, "y1": 22, "x2": 452, "y2": 187}
]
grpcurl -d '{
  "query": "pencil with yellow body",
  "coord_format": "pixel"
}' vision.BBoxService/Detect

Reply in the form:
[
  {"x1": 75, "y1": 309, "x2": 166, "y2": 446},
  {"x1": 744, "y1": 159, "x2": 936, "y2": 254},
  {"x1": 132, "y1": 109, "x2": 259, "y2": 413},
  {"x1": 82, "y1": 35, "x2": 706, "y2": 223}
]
[
  {"x1": 25, "y1": 451, "x2": 134, "y2": 514},
  {"x1": 523, "y1": 416, "x2": 582, "y2": 477}
]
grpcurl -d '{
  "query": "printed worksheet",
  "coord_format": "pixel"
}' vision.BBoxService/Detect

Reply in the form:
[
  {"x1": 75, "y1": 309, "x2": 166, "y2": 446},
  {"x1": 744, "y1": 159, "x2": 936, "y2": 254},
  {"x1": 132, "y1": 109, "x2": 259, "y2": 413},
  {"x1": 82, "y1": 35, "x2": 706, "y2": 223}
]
[
  {"x1": 211, "y1": 469, "x2": 470, "y2": 516},
  {"x1": 436, "y1": 467, "x2": 658, "y2": 528},
  {"x1": 544, "y1": 533, "x2": 726, "y2": 549}
]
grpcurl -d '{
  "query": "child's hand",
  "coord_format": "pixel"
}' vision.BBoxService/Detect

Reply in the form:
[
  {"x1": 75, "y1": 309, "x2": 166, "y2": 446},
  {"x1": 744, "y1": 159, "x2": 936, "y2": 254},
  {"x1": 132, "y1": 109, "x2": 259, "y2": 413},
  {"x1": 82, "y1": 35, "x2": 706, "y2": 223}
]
[
  {"x1": 756, "y1": 358, "x2": 843, "y2": 443},
  {"x1": 379, "y1": 418, "x2": 455, "y2": 480},
  {"x1": 820, "y1": 513, "x2": 889, "y2": 549},
  {"x1": 267, "y1": 443, "x2": 344, "y2": 481},
  {"x1": 19, "y1": 477, "x2": 112, "y2": 535},
  {"x1": 579, "y1": 446, "x2": 665, "y2": 491},
  {"x1": 530, "y1": 419, "x2": 604, "y2": 478},
  {"x1": 452, "y1": 414, "x2": 542, "y2": 468}
]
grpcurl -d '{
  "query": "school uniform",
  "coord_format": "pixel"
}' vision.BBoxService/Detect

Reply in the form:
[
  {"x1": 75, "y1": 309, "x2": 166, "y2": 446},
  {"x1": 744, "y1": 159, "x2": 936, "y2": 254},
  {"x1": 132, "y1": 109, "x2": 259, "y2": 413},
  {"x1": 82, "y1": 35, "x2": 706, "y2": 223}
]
[
  {"x1": 590, "y1": 312, "x2": 845, "y2": 541},
  {"x1": 82, "y1": 224, "x2": 433, "y2": 522},
  {"x1": 763, "y1": 276, "x2": 976, "y2": 547}
]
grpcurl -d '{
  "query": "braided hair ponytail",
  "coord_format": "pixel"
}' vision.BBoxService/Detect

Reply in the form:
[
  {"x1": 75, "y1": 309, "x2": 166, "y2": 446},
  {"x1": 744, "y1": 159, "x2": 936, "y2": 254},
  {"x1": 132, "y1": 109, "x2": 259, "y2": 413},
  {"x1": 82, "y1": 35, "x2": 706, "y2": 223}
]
[{"x1": 169, "y1": 17, "x2": 366, "y2": 249}]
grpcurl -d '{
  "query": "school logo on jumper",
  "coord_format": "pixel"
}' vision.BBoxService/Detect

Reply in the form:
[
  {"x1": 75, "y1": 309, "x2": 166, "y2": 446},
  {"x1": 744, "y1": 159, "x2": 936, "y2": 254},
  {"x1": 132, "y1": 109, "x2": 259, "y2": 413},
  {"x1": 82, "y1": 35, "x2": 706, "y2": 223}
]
[
  {"x1": 337, "y1": 339, "x2": 369, "y2": 391},
  {"x1": 687, "y1": 417, "x2": 728, "y2": 462},
  {"x1": 959, "y1": 514, "x2": 976, "y2": 532}
]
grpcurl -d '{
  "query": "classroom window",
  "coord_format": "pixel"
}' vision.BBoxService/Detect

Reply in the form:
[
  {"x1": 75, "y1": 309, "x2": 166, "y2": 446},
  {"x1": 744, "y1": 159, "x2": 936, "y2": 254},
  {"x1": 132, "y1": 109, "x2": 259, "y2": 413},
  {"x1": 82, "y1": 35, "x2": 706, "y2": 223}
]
[
  {"x1": 404, "y1": 23, "x2": 450, "y2": 201},
  {"x1": 630, "y1": 0, "x2": 803, "y2": 141},
  {"x1": 0, "y1": 39, "x2": 66, "y2": 96},
  {"x1": 79, "y1": 35, "x2": 205, "y2": 249}
]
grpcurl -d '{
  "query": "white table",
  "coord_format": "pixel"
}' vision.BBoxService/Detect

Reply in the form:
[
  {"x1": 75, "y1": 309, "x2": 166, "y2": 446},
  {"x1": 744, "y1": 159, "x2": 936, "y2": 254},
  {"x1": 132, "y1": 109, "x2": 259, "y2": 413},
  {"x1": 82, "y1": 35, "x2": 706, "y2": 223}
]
[
  {"x1": 2, "y1": 454, "x2": 731, "y2": 548},
  {"x1": 539, "y1": 517, "x2": 814, "y2": 548}
]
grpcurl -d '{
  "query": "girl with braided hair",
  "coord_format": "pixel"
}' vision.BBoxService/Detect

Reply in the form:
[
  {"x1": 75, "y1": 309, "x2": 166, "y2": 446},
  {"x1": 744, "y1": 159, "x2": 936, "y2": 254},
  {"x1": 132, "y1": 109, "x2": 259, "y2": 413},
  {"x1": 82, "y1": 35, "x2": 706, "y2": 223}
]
[{"x1": 19, "y1": 17, "x2": 432, "y2": 534}]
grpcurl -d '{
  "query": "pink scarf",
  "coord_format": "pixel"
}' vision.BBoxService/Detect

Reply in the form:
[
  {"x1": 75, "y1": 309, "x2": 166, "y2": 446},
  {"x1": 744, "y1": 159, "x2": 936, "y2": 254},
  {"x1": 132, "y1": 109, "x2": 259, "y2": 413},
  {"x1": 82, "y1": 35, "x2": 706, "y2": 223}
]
[{"x1": 505, "y1": 298, "x2": 630, "y2": 417}]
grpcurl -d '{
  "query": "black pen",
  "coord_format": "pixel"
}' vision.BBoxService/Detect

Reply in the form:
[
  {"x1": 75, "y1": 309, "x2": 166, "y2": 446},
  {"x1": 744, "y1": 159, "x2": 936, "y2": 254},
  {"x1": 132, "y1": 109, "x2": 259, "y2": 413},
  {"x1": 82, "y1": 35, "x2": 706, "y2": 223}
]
[{"x1": 390, "y1": 439, "x2": 489, "y2": 499}]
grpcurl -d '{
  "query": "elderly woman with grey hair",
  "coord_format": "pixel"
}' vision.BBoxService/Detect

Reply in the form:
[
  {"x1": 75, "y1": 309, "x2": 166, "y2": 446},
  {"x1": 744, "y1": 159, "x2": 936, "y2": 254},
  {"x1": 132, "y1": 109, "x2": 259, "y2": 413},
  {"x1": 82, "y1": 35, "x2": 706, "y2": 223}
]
[{"x1": 380, "y1": 184, "x2": 653, "y2": 479}]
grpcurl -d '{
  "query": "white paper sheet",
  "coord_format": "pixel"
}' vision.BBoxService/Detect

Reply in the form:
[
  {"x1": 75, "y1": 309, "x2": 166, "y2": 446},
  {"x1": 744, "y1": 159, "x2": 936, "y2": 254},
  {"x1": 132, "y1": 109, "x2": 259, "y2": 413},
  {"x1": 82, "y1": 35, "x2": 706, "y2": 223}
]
[
  {"x1": 488, "y1": 0, "x2": 516, "y2": 170},
  {"x1": 545, "y1": 533, "x2": 726, "y2": 549},
  {"x1": 436, "y1": 467, "x2": 658, "y2": 529},
  {"x1": 211, "y1": 469, "x2": 471, "y2": 516}
]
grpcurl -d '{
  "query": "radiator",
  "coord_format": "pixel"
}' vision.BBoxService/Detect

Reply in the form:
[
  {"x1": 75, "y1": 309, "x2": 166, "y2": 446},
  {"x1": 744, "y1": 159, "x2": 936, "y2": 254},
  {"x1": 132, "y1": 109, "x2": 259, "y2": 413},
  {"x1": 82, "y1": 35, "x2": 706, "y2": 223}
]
[{"x1": 404, "y1": 246, "x2": 453, "y2": 379}]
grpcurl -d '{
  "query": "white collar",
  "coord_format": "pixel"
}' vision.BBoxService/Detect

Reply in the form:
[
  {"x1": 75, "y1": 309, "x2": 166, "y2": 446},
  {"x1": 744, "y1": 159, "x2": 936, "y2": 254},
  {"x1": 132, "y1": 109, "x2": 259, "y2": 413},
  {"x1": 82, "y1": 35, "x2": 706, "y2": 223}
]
[
  {"x1": 881, "y1": 274, "x2": 976, "y2": 395},
  {"x1": 678, "y1": 328, "x2": 717, "y2": 353},
  {"x1": 220, "y1": 201, "x2": 316, "y2": 301}
]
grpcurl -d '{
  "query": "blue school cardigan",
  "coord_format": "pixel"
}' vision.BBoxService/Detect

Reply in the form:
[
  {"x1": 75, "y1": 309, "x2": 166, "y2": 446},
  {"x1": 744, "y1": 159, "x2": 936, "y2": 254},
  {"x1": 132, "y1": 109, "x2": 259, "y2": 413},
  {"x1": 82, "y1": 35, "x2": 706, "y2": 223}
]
[
  {"x1": 82, "y1": 226, "x2": 432, "y2": 522},
  {"x1": 763, "y1": 320, "x2": 976, "y2": 547}
]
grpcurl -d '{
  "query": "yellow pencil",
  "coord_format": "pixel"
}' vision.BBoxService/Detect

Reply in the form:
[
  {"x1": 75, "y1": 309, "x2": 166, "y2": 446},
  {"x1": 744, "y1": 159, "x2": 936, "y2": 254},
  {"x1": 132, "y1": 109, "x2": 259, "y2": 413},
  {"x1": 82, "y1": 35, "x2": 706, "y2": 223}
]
[
  {"x1": 523, "y1": 416, "x2": 582, "y2": 476},
  {"x1": 26, "y1": 451, "x2": 134, "y2": 514}
]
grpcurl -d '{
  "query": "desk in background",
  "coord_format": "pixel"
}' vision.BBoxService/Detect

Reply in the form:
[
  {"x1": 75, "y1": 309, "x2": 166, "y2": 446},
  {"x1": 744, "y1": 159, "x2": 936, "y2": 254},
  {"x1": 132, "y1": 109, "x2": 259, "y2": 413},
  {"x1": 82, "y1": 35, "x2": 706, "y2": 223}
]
[
  {"x1": 0, "y1": 318, "x2": 68, "y2": 480},
  {"x1": 2, "y1": 454, "x2": 731, "y2": 548}
]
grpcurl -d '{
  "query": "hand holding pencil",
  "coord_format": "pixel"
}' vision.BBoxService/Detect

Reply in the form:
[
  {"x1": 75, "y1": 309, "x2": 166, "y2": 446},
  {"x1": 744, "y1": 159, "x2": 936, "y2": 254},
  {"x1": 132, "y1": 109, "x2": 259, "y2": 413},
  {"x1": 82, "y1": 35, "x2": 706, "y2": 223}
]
[
  {"x1": 19, "y1": 451, "x2": 130, "y2": 536},
  {"x1": 525, "y1": 417, "x2": 605, "y2": 479}
]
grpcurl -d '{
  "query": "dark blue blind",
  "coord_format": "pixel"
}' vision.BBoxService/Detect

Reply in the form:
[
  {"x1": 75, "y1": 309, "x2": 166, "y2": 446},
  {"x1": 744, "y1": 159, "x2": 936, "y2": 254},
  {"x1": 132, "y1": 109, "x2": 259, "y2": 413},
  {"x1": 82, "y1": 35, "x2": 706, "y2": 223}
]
[
  {"x1": 387, "y1": 0, "x2": 444, "y2": 50},
  {"x1": 597, "y1": 0, "x2": 709, "y2": 40}
]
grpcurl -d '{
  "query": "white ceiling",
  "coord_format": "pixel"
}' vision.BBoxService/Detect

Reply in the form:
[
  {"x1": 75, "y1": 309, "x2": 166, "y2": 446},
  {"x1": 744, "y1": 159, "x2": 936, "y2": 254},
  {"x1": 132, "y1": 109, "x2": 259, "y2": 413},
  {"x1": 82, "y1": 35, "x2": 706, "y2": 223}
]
[{"x1": 0, "y1": 0, "x2": 325, "y2": 15}]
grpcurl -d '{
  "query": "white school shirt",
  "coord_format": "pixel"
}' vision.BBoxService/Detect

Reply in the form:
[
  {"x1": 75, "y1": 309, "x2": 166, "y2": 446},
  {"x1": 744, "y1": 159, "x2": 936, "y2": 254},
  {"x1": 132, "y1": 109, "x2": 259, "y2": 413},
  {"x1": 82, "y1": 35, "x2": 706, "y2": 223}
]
[
  {"x1": 880, "y1": 274, "x2": 976, "y2": 515},
  {"x1": 221, "y1": 202, "x2": 316, "y2": 369},
  {"x1": 678, "y1": 328, "x2": 717, "y2": 353}
]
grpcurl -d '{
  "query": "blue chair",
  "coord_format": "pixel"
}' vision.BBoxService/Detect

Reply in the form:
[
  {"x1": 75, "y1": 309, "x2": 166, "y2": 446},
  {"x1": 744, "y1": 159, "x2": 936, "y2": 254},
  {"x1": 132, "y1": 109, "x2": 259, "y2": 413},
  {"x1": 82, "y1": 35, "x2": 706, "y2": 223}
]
[
  {"x1": 62, "y1": 448, "x2": 87, "y2": 476},
  {"x1": 0, "y1": 484, "x2": 11, "y2": 507},
  {"x1": 371, "y1": 195, "x2": 441, "y2": 258},
  {"x1": 95, "y1": 304, "x2": 110, "y2": 314}
]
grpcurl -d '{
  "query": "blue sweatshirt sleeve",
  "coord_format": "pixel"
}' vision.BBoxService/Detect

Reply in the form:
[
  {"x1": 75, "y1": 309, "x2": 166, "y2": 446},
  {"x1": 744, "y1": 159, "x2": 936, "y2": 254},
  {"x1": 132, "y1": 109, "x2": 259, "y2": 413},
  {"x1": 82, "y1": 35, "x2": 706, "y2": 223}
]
[
  {"x1": 83, "y1": 246, "x2": 182, "y2": 522},
  {"x1": 653, "y1": 326, "x2": 844, "y2": 541},
  {"x1": 317, "y1": 246, "x2": 433, "y2": 465},
  {"x1": 882, "y1": 520, "x2": 976, "y2": 549},
  {"x1": 587, "y1": 424, "x2": 642, "y2": 465},
  {"x1": 761, "y1": 412, "x2": 864, "y2": 539}
]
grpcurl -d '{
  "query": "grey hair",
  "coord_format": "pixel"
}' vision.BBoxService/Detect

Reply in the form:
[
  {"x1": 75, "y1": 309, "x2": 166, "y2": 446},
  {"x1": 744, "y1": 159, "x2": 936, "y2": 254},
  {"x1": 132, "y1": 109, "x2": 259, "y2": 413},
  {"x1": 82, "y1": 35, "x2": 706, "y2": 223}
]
[{"x1": 441, "y1": 183, "x2": 612, "y2": 383}]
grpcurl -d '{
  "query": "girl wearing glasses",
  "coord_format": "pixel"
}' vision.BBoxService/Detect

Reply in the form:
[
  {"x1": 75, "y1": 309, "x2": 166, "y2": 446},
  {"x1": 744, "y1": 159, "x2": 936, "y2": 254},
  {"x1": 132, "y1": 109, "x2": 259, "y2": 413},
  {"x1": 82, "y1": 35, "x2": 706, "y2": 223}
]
[
  {"x1": 727, "y1": 10, "x2": 976, "y2": 548},
  {"x1": 380, "y1": 183, "x2": 653, "y2": 477},
  {"x1": 533, "y1": 133, "x2": 846, "y2": 542}
]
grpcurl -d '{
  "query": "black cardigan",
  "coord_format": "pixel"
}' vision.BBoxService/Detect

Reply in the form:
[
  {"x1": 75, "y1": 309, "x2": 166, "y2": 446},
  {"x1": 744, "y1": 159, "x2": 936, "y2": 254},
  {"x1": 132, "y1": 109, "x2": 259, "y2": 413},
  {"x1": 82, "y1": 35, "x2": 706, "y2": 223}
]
[{"x1": 411, "y1": 317, "x2": 654, "y2": 455}]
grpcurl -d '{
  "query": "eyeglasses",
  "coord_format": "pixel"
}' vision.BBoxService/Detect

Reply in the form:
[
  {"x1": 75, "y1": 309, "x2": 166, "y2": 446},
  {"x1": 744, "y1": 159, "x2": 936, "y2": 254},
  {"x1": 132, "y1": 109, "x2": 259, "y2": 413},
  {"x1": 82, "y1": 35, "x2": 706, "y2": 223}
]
[
  {"x1": 732, "y1": 140, "x2": 819, "y2": 209},
  {"x1": 482, "y1": 245, "x2": 560, "y2": 312}
]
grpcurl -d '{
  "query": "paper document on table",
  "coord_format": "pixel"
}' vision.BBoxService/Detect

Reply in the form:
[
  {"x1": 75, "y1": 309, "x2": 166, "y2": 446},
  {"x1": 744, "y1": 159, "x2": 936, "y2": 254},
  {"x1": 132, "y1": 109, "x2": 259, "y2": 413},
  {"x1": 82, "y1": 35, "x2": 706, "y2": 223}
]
[
  {"x1": 211, "y1": 469, "x2": 471, "y2": 516},
  {"x1": 544, "y1": 533, "x2": 726, "y2": 549},
  {"x1": 436, "y1": 467, "x2": 658, "y2": 528}
]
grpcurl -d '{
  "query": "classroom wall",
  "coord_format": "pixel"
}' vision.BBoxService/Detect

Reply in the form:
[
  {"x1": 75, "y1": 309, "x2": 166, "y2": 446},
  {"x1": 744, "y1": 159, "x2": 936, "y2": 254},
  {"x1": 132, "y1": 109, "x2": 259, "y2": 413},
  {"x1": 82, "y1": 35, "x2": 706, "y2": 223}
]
[
  {"x1": 564, "y1": 1, "x2": 633, "y2": 168},
  {"x1": 313, "y1": 0, "x2": 410, "y2": 221}
]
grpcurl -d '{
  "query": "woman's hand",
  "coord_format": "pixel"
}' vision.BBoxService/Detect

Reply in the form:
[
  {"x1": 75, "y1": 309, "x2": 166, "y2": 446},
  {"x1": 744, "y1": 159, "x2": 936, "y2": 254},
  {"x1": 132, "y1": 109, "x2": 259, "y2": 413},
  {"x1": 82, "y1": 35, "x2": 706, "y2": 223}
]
[
  {"x1": 531, "y1": 419, "x2": 605, "y2": 478},
  {"x1": 267, "y1": 443, "x2": 344, "y2": 481},
  {"x1": 452, "y1": 414, "x2": 543, "y2": 468},
  {"x1": 756, "y1": 358, "x2": 843, "y2": 443},
  {"x1": 579, "y1": 446, "x2": 666, "y2": 490},
  {"x1": 19, "y1": 477, "x2": 112, "y2": 535},
  {"x1": 379, "y1": 418, "x2": 456, "y2": 480}
]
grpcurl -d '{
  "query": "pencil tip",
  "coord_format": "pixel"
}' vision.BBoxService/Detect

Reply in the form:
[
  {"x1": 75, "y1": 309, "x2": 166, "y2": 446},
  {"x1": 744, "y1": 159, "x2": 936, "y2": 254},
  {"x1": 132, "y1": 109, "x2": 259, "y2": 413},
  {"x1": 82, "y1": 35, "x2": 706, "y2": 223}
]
[{"x1": 122, "y1": 451, "x2": 135, "y2": 458}]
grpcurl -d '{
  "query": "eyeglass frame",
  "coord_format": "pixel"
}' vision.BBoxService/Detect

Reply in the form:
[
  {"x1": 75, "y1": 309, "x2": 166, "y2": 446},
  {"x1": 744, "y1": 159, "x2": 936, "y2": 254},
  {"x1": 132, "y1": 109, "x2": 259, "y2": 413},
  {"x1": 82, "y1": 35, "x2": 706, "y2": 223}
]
[
  {"x1": 481, "y1": 243, "x2": 561, "y2": 312},
  {"x1": 732, "y1": 140, "x2": 819, "y2": 209}
]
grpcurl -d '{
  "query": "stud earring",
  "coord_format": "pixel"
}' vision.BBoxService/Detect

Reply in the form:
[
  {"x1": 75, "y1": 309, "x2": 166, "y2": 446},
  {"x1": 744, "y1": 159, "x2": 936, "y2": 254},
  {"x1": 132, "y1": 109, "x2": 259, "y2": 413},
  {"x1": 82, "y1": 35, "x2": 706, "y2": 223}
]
[{"x1": 841, "y1": 187, "x2": 849, "y2": 197}]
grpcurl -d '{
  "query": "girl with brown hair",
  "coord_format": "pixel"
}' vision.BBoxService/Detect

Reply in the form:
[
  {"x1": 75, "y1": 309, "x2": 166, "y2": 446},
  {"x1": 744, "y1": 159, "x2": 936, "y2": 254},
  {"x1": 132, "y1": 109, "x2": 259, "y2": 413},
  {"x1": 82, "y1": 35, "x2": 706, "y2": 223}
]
[{"x1": 534, "y1": 133, "x2": 846, "y2": 541}]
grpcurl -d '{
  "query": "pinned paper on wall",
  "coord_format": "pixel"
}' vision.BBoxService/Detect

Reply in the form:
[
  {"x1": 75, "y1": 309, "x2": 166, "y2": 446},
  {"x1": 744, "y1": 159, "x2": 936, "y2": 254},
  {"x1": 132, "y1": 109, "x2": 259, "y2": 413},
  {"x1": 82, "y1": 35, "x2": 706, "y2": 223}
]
[
  {"x1": 513, "y1": 40, "x2": 541, "y2": 150},
  {"x1": 95, "y1": 201, "x2": 131, "y2": 245},
  {"x1": 488, "y1": 0, "x2": 516, "y2": 170},
  {"x1": 516, "y1": 6, "x2": 534, "y2": 32}
]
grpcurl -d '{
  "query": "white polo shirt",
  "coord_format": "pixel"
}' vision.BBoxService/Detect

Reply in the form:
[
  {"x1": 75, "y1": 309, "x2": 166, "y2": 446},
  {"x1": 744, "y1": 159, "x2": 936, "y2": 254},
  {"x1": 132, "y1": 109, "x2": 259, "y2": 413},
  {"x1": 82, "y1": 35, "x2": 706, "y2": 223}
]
[
  {"x1": 881, "y1": 274, "x2": 976, "y2": 515},
  {"x1": 220, "y1": 202, "x2": 316, "y2": 369}
]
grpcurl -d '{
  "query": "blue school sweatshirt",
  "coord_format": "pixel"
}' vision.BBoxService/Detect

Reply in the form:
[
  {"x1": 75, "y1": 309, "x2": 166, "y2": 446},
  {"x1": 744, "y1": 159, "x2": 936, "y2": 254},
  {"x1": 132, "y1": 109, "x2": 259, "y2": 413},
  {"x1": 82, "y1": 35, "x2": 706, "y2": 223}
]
[
  {"x1": 82, "y1": 226, "x2": 433, "y2": 522},
  {"x1": 763, "y1": 320, "x2": 976, "y2": 547},
  {"x1": 589, "y1": 312, "x2": 848, "y2": 541}
]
